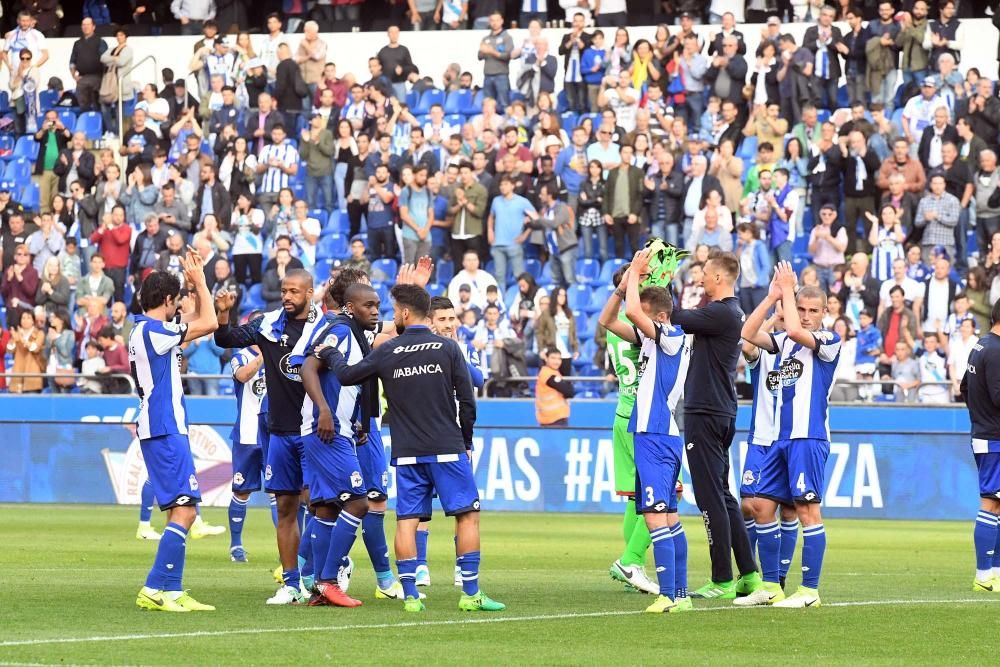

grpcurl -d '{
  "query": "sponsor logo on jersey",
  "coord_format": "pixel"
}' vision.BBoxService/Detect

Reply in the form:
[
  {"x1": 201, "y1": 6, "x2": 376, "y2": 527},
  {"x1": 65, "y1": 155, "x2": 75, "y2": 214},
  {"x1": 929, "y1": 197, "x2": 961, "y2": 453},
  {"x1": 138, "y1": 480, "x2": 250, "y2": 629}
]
[
  {"x1": 393, "y1": 342, "x2": 443, "y2": 353},
  {"x1": 251, "y1": 376, "x2": 267, "y2": 397},
  {"x1": 392, "y1": 363, "x2": 443, "y2": 378},
  {"x1": 279, "y1": 353, "x2": 302, "y2": 382},
  {"x1": 767, "y1": 358, "x2": 804, "y2": 390}
]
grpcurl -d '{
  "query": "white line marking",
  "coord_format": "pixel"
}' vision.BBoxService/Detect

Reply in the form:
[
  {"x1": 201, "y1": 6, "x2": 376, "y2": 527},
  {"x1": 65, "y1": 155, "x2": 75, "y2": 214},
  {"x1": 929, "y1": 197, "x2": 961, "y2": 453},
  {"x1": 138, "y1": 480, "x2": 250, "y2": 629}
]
[{"x1": 1, "y1": 598, "x2": 997, "y2": 648}]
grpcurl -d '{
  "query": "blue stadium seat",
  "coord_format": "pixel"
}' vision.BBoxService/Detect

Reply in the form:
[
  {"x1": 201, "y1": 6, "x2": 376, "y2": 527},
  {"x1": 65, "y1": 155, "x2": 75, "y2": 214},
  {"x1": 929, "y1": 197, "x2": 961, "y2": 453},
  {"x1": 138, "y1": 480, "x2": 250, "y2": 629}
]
[
  {"x1": 791, "y1": 255, "x2": 808, "y2": 276},
  {"x1": 309, "y1": 209, "x2": 328, "y2": 229},
  {"x1": 316, "y1": 234, "x2": 348, "y2": 261},
  {"x1": 575, "y1": 310, "x2": 593, "y2": 340},
  {"x1": 539, "y1": 262, "x2": 554, "y2": 285},
  {"x1": 426, "y1": 283, "x2": 445, "y2": 297},
  {"x1": 436, "y1": 259, "x2": 454, "y2": 284},
  {"x1": 0, "y1": 92, "x2": 9, "y2": 113},
  {"x1": 560, "y1": 111, "x2": 579, "y2": 130},
  {"x1": 19, "y1": 183, "x2": 39, "y2": 210},
  {"x1": 3, "y1": 158, "x2": 32, "y2": 187},
  {"x1": 38, "y1": 89, "x2": 59, "y2": 111},
  {"x1": 510, "y1": 90, "x2": 528, "y2": 105},
  {"x1": 816, "y1": 109, "x2": 831, "y2": 124},
  {"x1": 218, "y1": 378, "x2": 235, "y2": 396},
  {"x1": 837, "y1": 85, "x2": 850, "y2": 109},
  {"x1": 738, "y1": 135, "x2": 758, "y2": 161},
  {"x1": 12, "y1": 136, "x2": 38, "y2": 161},
  {"x1": 371, "y1": 282, "x2": 391, "y2": 305},
  {"x1": 0, "y1": 134, "x2": 13, "y2": 157},
  {"x1": 598, "y1": 258, "x2": 627, "y2": 284},
  {"x1": 459, "y1": 90, "x2": 484, "y2": 116},
  {"x1": 445, "y1": 90, "x2": 471, "y2": 115},
  {"x1": 406, "y1": 90, "x2": 420, "y2": 110},
  {"x1": 574, "y1": 339, "x2": 597, "y2": 369},
  {"x1": 243, "y1": 284, "x2": 264, "y2": 312},
  {"x1": 890, "y1": 108, "x2": 904, "y2": 135},
  {"x1": 414, "y1": 89, "x2": 445, "y2": 115},
  {"x1": 56, "y1": 109, "x2": 76, "y2": 130},
  {"x1": 313, "y1": 258, "x2": 334, "y2": 284},
  {"x1": 523, "y1": 258, "x2": 542, "y2": 280},
  {"x1": 371, "y1": 258, "x2": 398, "y2": 281},
  {"x1": 504, "y1": 283, "x2": 520, "y2": 310},
  {"x1": 574, "y1": 258, "x2": 600, "y2": 285},
  {"x1": 556, "y1": 90, "x2": 568, "y2": 113},
  {"x1": 586, "y1": 285, "x2": 613, "y2": 314},
  {"x1": 567, "y1": 284, "x2": 591, "y2": 311},
  {"x1": 587, "y1": 312, "x2": 603, "y2": 336},
  {"x1": 792, "y1": 234, "x2": 809, "y2": 257},
  {"x1": 74, "y1": 111, "x2": 103, "y2": 140}
]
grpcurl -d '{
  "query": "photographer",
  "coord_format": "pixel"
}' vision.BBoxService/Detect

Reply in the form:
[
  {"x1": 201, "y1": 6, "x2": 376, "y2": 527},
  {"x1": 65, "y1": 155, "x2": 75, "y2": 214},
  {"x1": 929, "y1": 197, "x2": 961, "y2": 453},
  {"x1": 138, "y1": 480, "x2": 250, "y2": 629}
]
[{"x1": 33, "y1": 109, "x2": 72, "y2": 214}]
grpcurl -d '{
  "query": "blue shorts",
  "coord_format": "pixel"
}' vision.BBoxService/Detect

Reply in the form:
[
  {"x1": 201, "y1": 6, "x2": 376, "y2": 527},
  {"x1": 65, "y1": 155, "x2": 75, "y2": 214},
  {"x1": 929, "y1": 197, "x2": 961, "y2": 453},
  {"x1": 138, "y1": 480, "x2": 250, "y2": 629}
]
[
  {"x1": 257, "y1": 413, "x2": 270, "y2": 461},
  {"x1": 304, "y1": 434, "x2": 367, "y2": 506},
  {"x1": 232, "y1": 441, "x2": 264, "y2": 493},
  {"x1": 740, "y1": 443, "x2": 770, "y2": 499},
  {"x1": 265, "y1": 433, "x2": 308, "y2": 495},
  {"x1": 757, "y1": 438, "x2": 829, "y2": 505},
  {"x1": 633, "y1": 433, "x2": 682, "y2": 514},
  {"x1": 975, "y1": 452, "x2": 1000, "y2": 499},
  {"x1": 140, "y1": 433, "x2": 201, "y2": 511},
  {"x1": 395, "y1": 458, "x2": 480, "y2": 521},
  {"x1": 358, "y1": 427, "x2": 389, "y2": 502}
]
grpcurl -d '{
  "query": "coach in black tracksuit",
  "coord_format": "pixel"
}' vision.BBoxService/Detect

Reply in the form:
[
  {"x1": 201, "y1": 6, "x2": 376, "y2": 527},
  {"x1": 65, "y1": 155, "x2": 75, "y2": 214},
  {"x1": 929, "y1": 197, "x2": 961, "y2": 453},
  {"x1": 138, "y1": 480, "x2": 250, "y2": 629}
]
[{"x1": 672, "y1": 252, "x2": 758, "y2": 592}]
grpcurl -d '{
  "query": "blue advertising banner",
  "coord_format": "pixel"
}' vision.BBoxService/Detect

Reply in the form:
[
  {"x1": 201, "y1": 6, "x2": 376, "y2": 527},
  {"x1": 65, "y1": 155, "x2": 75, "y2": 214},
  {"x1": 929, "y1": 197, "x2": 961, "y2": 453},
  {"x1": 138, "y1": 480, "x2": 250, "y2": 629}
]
[{"x1": 0, "y1": 397, "x2": 978, "y2": 520}]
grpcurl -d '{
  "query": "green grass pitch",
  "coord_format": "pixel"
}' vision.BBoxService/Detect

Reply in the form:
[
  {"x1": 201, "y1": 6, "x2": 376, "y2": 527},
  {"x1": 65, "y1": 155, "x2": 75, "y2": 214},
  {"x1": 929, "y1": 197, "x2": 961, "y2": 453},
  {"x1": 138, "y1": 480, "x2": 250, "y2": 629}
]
[{"x1": 1, "y1": 504, "x2": 997, "y2": 665}]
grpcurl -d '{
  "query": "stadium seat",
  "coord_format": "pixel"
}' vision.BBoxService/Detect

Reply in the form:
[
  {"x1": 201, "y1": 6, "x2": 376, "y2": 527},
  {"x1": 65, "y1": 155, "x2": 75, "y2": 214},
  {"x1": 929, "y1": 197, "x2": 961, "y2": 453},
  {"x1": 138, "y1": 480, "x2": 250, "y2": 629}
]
[
  {"x1": 426, "y1": 283, "x2": 445, "y2": 297},
  {"x1": 560, "y1": 111, "x2": 579, "y2": 130},
  {"x1": 445, "y1": 90, "x2": 471, "y2": 115},
  {"x1": 890, "y1": 107, "x2": 904, "y2": 134},
  {"x1": 459, "y1": 90, "x2": 484, "y2": 116},
  {"x1": 556, "y1": 90, "x2": 568, "y2": 112},
  {"x1": 3, "y1": 158, "x2": 32, "y2": 187},
  {"x1": 218, "y1": 378, "x2": 235, "y2": 396},
  {"x1": 414, "y1": 89, "x2": 445, "y2": 115},
  {"x1": 792, "y1": 234, "x2": 809, "y2": 257},
  {"x1": 371, "y1": 258, "x2": 399, "y2": 281},
  {"x1": 504, "y1": 283, "x2": 520, "y2": 309},
  {"x1": 38, "y1": 89, "x2": 59, "y2": 111},
  {"x1": 406, "y1": 90, "x2": 420, "y2": 109},
  {"x1": 0, "y1": 91, "x2": 9, "y2": 113},
  {"x1": 816, "y1": 109, "x2": 831, "y2": 124},
  {"x1": 738, "y1": 135, "x2": 758, "y2": 161},
  {"x1": 56, "y1": 109, "x2": 77, "y2": 130},
  {"x1": 575, "y1": 310, "x2": 593, "y2": 340},
  {"x1": 371, "y1": 282, "x2": 391, "y2": 304},
  {"x1": 0, "y1": 134, "x2": 13, "y2": 157},
  {"x1": 574, "y1": 339, "x2": 597, "y2": 369},
  {"x1": 574, "y1": 258, "x2": 600, "y2": 285},
  {"x1": 243, "y1": 284, "x2": 264, "y2": 312},
  {"x1": 586, "y1": 284, "x2": 613, "y2": 314},
  {"x1": 523, "y1": 258, "x2": 542, "y2": 280},
  {"x1": 567, "y1": 284, "x2": 591, "y2": 311},
  {"x1": 12, "y1": 136, "x2": 38, "y2": 161},
  {"x1": 791, "y1": 255, "x2": 808, "y2": 276},
  {"x1": 598, "y1": 258, "x2": 627, "y2": 284},
  {"x1": 309, "y1": 209, "x2": 329, "y2": 229},
  {"x1": 19, "y1": 183, "x2": 39, "y2": 210},
  {"x1": 510, "y1": 90, "x2": 528, "y2": 105},
  {"x1": 587, "y1": 312, "x2": 603, "y2": 336},
  {"x1": 445, "y1": 113, "x2": 464, "y2": 129},
  {"x1": 316, "y1": 234, "x2": 348, "y2": 261},
  {"x1": 313, "y1": 258, "x2": 334, "y2": 284},
  {"x1": 436, "y1": 259, "x2": 454, "y2": 284},
  {"x1": 538, "y1": 262, "x2": 554, "y2": 285},
  {"x1": 837, "y1": 85, "x2": 850, "y2": 109},
  {"x1": 74, "y1": 111, "x2": 103, "y2": 140}
]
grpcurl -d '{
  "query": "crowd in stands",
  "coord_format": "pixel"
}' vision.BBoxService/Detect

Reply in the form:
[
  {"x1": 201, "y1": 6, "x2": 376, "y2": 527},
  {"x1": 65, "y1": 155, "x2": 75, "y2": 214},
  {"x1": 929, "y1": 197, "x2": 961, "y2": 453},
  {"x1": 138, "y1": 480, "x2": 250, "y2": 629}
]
[{"x1": 0, "y1": 1, "x2": 998, "y2": 403}]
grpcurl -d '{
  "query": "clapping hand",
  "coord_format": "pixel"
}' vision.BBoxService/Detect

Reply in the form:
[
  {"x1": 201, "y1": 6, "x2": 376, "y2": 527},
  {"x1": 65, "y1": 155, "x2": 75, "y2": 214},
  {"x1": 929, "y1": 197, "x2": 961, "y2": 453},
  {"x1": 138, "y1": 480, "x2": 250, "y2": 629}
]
[
  {"x1": 774, "y1": 260, "x2": 798, "y2": 291},
  {"x1": 180, "y1": 249, "x2": 205, "y2": 287},
  {"x1": 396, "y1": 255, "x2": 434, "y2": 287},
  {"x1": 630, "y1": 249, "x2": 651, "y2": 275},
  {"x1": 214, "y1": 288, "x2": 237, "y2": 313}
]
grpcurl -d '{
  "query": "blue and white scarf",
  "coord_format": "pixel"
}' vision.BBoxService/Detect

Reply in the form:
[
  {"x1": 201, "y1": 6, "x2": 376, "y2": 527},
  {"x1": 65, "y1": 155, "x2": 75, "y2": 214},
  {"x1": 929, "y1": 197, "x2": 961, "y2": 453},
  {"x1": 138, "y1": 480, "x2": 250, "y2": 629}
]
[{"x1": 258, "y1": 302, "x2": 325, "y2": 367}]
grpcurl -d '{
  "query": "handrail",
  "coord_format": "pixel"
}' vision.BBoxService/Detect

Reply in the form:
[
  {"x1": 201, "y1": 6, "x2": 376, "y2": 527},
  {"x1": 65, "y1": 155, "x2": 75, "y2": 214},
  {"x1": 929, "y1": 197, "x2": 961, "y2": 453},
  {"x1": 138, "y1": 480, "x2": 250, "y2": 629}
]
[
  {"x1": 117, "y1": 54, "x2": 158, "y2": 153},
  {"x1": 3, "y1": 372, "x2": 136, "y2": 393}
]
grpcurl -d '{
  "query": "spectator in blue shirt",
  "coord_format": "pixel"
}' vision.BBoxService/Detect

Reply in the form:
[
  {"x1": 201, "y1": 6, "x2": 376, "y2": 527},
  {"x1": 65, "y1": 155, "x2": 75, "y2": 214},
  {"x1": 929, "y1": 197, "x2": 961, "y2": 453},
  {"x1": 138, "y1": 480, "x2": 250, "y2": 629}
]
[
  {"x1": 183, "y1": 333, "x2": 226, "y2": 396},
  {"x1": 488, "y1": 175, "x2": 539, "y2": 285},
  {"x1": 855, "y1": 308, "x2": 883, "y2": 379}
]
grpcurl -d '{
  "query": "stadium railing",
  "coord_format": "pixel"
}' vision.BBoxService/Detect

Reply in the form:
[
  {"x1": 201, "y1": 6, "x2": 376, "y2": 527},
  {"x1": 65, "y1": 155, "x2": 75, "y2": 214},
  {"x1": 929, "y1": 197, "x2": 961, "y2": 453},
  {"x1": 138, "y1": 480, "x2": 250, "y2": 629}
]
[{"x1": 2, "y1": 372, "x2": 136, "y2": 393}]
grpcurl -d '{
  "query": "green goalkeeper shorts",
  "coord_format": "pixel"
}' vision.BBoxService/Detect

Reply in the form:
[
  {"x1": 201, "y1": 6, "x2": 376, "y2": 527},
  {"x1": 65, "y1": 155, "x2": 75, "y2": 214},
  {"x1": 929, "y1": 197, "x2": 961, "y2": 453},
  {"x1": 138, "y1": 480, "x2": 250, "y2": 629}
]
[{"x1": 613, "y1": 414, "x2": 635, "y2": 496}]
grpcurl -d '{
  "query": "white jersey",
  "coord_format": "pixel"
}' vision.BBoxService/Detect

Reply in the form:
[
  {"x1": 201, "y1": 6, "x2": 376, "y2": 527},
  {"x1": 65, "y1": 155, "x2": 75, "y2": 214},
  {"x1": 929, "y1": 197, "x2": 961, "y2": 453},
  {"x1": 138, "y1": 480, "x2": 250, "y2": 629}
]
[
  {"x1": 628, "y1": 323, "x2": 689, "y2": 436},
  {"x1": 230, "y1": 347, "x2": 266, "y2": 444},
  {"x1": 769, "y1": 330, "x2": 842, "y2": 441},
  {"x1": 746, "y1": 347, "x2": 781, "y2": 446},
  {"x1": 129, "y1": 315, "x2": 189, "y2": 440}
]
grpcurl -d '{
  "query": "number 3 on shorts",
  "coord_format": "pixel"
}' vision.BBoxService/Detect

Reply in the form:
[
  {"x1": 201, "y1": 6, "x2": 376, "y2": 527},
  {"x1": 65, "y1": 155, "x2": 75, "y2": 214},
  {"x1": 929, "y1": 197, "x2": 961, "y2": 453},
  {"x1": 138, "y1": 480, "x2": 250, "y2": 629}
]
[
  {"x1": 796, "y1": 472, "x2": 806, "y2": 493},
  {"x1": 645, "y1": 486, "x2": 654, "y2": 507}
]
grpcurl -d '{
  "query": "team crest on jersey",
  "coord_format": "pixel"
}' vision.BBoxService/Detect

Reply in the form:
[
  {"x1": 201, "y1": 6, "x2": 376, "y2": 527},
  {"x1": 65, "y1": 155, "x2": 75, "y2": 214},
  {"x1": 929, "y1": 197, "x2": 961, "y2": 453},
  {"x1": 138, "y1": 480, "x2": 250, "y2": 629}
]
[
  {"x1": 767, "y1": 358, "x2": 804, "y2": 390},
  {"x1": 308, "y1": 308, "x2": 319, "y2": 323},
  {"x1": 381, "y1": 471, "x2": 389, "y2": 487},
  {"x1": 742, "y1": 469, "x2": 756, "y2": 486},
  {"x1": 265, "y1": 465, "x2": 273, "y2": 481},
  {"x1": 189, "y1": 474, "x2": 199, "y2": 491},
  {"x1": 279, "y1": 353, "x2": 302, "y2": 382},
  {"x1": 251, "y1": 376, "x2": 267, "y2": 397},
  {"x1": 233, "y1": 472, "x2": 245, "y2": 486},
  {"x1": 350, "y1": 470, "x2": 363, "y2": 489}
]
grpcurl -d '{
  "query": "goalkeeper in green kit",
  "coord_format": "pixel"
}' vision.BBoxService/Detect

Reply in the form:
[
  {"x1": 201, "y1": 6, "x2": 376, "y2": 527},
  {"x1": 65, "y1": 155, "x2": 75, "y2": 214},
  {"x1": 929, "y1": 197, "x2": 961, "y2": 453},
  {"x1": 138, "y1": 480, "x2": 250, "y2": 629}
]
[{"x1": 607, "y1": 240, "x2": 689, "y2": 595}]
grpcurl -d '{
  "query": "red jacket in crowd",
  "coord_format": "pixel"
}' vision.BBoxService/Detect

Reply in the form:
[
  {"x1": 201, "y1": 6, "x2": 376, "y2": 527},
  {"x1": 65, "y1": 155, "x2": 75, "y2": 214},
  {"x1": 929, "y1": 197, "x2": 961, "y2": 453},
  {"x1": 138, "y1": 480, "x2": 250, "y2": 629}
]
[{"x1": 88, "y1": 224, "x2": 132, "y2": 270}]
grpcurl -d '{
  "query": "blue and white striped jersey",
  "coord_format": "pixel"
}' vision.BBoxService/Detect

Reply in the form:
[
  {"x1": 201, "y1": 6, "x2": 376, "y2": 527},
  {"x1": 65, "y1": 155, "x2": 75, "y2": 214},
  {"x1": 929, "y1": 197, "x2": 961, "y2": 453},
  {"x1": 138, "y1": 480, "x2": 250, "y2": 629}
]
[
  {"x1": 230, "y1": 347, "x2": 267, "y2": 445},
  {"x1": 769, "y1": 330, "x2": 842, "y2": 441},
  {"x1": 461, "y1": 340, "x2": 486, "y2": 389},
  {"x1": 628, "y1": 323, "x2": 689, "y2": 436},
  {"x1": 129, "y1": 315, "x2": 189, "y2": 440},
  {"x1": 313, "y1": 321, "x2": 364, "y2": 439},
  {"x1": 746, "y1": 347, "x2": 782, "y2": 447},
  {"x1": 257, "y1": 141, "x2": 300, "y2": 194}
]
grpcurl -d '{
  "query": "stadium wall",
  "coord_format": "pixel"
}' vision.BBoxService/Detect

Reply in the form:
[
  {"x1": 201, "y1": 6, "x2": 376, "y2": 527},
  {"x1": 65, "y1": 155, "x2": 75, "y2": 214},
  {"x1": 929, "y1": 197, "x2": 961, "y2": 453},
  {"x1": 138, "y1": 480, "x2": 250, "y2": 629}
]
[
  {"x1": 0, "y1": 396, "x2": 975, "y2": 520},
  {"x1": 4, "y1": 20, "x2": 999, "y2": 98}
]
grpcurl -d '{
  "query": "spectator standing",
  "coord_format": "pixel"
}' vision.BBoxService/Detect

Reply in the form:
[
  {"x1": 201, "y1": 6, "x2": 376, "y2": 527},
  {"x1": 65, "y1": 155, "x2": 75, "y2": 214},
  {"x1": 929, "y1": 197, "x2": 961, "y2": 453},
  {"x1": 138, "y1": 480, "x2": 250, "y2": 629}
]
[
  {"x1": 869, "y1": 1, "x2": 901, "y2": 111},
  {"x1": 296, "y1": 21, "x2": 327, "y2": 98},
  {"x1": 69, "y1": 18, "x2": 108, "y2": 113},
  {"x1": 99, "y1": 28, "x2": 134, "y2": 134},
  {"x1": 918, "y1": 332, "x2": 950, "y2": 403},
  {"x1": 803, "y1": 5, "x2": 844, "y2": 110},
  {"x1": 559, "y1": 13, "x2": 591, "y2": 114},
  {"x1": 449, "y1": 251, "x2": 498, "y2": 311},
  {"x1": 975, "y1": 150, "x2": 1000, "y2": 258},
  {"x1": 891, "y1": 340, "x2": 921, "y2": 402},
  {"x1": 10, "y1": 48, "x2": 42, "y2": 135},
  {"x1": 535, "y1": 287, "x2": 578, "y2": 376},
  {"x1": 300, "y1": 112, "x2": 335, "y2": 214},
  {"x1": 839, "y1": 252, "x2": 882, "y2": 327},
  {"x1": 88, "y1": 208, "x2": 130, "y2": 301},
  {"x1": 897, "y1": 0, "x2": 931, "y2": 91},
  {"x1": 915, "y1": 174, "x2": 960, "y2": 261},
  {"x1": 920, "y1": 254, "x2": 960, "y2": 334},
  {"x1": 4, "y1": 11, "x2": 50, "y2": 69},
  {"x1": 399, "y1": 166, "x2": 435, "y2": 264},
  {"x1": 129, "y1": 214, "x2": 167, "y2": 283},
  {"x1": 274, "y1": 44, "x2": 308, "y2": 131},
  {"x1": 705, "y1": 35, "x2": 748, "y2": 107},
  {"x1": 841, "y1": 130, "x2": 881, "y2": 254},
  {"x1": 183, "y1": 333, "x2": 226, "y2": 396},
  {"x1": 45, "y1": 310, "x2": 76, "y2": 393},
  {"x1": 878, "y1": 138, "x2": 927, "y2": 195},
  {"x1": 777, "y1": 34, "x2": 814, "y2": 123},
  {"x1": 531, "y1": 183, "x2": 578, "y2": 287},
  {"x1": 256, "y1": 125, "x2": 299, "y2": 210},
  {"x1": 27, "y1": 213, "x2": 65, "y2": 275},
  {"x1": 6, "y1": 309, "x2": 45, "y2": 394},
  {"x1": 1, "y1": 244, "x2": 40, "y2": 326},
  {"x1": 808, "y1": 204, "x2": 848, "y2": 291},
  {"x1": 735, "y1": 222, "x2": 770, "y2": 313},
  {"x1": 449, "y1": 162, "x2": 489, "y2": 264},
  {"x1": 602, "y1": 144, "x2": 643, "y2": 259},
  {"x1": 120, "y1": 165, "x2": 159, "y2": 228},
  {"x1": 363, "y1": 164, "x2": 399, "y2": 261},
  {"x1": 677, "y1": 34, "x2": 708, "y2": 128},
  {"x1": 866, "y1": 205, "x2": 907, "y2": 283},
  {"x1": 76, "y1": 254, "x2": 114, "y2": 313},
  {"x1": 478, "y1": 12, "x2": 514, "y2": 108},
  {"x1": 54, "y1": 132, "x2": 97, "y2": 196},
  {"x1": 377, "y1": 26, "x2": 416, "y2": 102},
  {"x1": 172, "y1": 0, "x2": 217, "y2": 35},
  {"x1": 487, "y1": 174, "x2": 536, "y2": 282},
  {"x1": 926, "y1": 0, "x2": 963, "y2": 70},
  {"x1": 840, "y1": 7, "x2": 869, "y2": 107}
]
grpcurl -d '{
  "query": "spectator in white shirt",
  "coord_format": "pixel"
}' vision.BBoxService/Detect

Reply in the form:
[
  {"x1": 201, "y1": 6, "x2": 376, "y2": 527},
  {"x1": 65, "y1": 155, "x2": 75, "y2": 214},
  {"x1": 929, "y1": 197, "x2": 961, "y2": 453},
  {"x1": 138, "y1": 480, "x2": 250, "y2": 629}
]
[
  {"x1": 171, "y1": 0, "x2": 217, "y2": 36},
  {"x1": 135, "y1": 84, "x2": 171, "y2": 139},
  {"x1": 448, "y1": 251, "x2": 499, "y2": 311},
  {"x1": 255, "y1": 123, "x2": 299, "y2": 208}
]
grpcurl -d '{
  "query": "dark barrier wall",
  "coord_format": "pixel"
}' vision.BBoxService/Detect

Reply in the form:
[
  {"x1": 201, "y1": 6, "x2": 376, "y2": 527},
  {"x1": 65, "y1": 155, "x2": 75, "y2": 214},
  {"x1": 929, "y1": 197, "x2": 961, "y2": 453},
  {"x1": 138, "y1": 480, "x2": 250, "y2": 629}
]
[{"x1": 0, "y1": 397, "x2": 977, "y2": 520}]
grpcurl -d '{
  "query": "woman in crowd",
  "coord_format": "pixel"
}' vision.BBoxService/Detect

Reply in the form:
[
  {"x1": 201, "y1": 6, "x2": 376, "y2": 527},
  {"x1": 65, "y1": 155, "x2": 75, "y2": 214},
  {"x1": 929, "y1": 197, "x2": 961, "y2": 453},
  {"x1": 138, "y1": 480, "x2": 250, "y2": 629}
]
[
  {"x1": 7, "y1": 309, "x2": 46, "y2": 394},
  {"x1": 99, "y1": 27, "x2": 135, "y2": 134},
  {"x1": 830, "y1": 316, "x2": 859, "y2": 402},
  {"x1": 779, "y1": 137, "x2": 810, "y2": 234},
  {"x1": 606, "y1": 28, "x2": 633, "y2": 83},
  {"x1": 509, "y1": 273, "x2": 547, "y2": 350},
  {"x1": 964, "y1": 266, "x2": 992, "y2": 333},
  {"x1": 2, "y1": 244, "x2": 40, "y2": 328},
  {"x1": 709, "y1": 138, "x2": 744, "y2": 212},
  {"x1": 867, "y1": 204, "x2": 907, "y2": 283},
  {"x1": 530, "y1": 112, "x2": 568, "y2": 158},
  {"x1": 577, "y1": 159, "x2": 608, "y2": 263},
  {"x1": 96, "y1": 163, "x2": 123, "y2": 219},
  {"x1": 45, "y1": 310, "x2": 77, "y2": 394},
  {"x1": 735, "y1": 222, "x2": 771, "y2": 314},
  {"x1": 535, "y1": 286, "x2": 578, "y2": 377},
  {"x1": 193, "y1": 214, "x2": 232, "y2": 254},
  {"x1": 231, "y1": 192, "x2": 266, "y2": 287},
  {"x1": 120, "y1": 164, "x2": 158, "y2": 228},
  {"x1": 220, "y1": 136, "x2": 258, "y2": 201},
  {"x1": 10, "y1": 49, "x2": 41, "y2": 135},
  {"x1": 36, "y1": 257, "x2": 71, "y2": 317},
  {"x1": 333, "y1": 119, "x2": 361, "y2": 216}
]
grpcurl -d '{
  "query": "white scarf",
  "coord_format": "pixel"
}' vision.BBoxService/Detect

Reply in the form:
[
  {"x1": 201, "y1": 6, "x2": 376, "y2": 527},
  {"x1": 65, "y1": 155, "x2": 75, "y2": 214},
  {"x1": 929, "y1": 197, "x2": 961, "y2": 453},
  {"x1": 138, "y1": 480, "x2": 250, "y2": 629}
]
[{"x1": 257, "y1": 302, "x2": 325, "y2": 367}]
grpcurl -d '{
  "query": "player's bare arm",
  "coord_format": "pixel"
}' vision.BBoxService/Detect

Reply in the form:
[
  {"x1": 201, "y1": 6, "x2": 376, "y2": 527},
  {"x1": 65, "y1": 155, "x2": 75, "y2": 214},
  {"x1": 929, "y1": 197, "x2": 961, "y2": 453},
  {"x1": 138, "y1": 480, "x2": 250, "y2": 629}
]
[
  {"x1": 598, "y1": 265, "x2": 638, "y2": 344},
  {"x1": 180, "y1": 250, "x2": 219, "y2": 341},
  {"x1": 742, "y1": 270, "x2": 784, "y2": 353},
  {"x1": 301, "y1": 355, "x2": 336, "y2": 443},
  {"x1": 623, "y1": 250, "x2": 659, "y2": 341},
  {"x1": 775, "y1": 261, "x2": 819, "y2": 350}
]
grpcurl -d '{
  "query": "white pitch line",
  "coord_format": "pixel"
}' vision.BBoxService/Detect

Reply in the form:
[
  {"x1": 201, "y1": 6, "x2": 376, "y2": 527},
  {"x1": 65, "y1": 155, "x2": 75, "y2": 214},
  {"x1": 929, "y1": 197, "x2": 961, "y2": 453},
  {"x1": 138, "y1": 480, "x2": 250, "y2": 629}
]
[{"x1": 1, "y1": 598, "x2": 999, "y2": 649}]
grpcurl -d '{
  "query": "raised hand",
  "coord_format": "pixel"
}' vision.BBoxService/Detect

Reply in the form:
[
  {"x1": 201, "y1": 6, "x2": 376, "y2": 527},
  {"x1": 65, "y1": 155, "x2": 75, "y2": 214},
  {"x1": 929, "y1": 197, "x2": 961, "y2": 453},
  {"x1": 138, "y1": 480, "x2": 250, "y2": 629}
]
[
  {"x1": 181, "y1": 250, "x2": 206, "y2": 287},
  {"x1": 630, "y1": 249, "x2": 651, "y2": 275},
  {"x1": 774, "y1": 260, "x2": 798, "y2": 290},
  {"x1": 214, "y1": 289, "x2": 237, "y2": 313}
]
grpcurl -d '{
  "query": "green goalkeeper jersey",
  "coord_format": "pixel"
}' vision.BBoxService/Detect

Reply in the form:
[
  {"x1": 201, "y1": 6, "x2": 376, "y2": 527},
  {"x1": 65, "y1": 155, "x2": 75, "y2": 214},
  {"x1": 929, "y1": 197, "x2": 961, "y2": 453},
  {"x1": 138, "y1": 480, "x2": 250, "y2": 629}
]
[{"x1": 606, "y1": 312, "x2": 641, "y2": 419}]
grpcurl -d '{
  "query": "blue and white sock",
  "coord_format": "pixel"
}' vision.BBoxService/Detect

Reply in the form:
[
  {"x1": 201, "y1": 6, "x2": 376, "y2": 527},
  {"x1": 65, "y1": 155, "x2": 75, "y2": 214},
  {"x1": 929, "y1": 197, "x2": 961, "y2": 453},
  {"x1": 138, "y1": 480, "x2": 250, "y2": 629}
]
[
  {"x1": 321, "y1": 511, "x2": 361, "y2": 583},
  {"x1": 457, "y1": 550, "x2": 481, "y2": 596},
  {"x1": 744, "y1": 518, "x2": 757, "y2": 562},
  {"x1": 297, "y1": 503, "x2": 308, "y2": 534},
  {"x1": 228, "y1": 495, "x2": 248, "y2": 548},
  {"x1": 974, "y1": 510, "x2": 999, "y2": 581},
  {"x1": 140, "y1": 480, "x2": 155, "y2": 523},
  {"x1": 755, "y1": 521, "x2": 781, "y2": 583},
  {"x1": 397, "y1": 557, "x2": 419, "y2": 599},
  {"x1": 298, "y1": 516, "x2": 315, "y2": 580},
  {"x1": 992, "y1": 513, "x2": 1000, "y2": 579},
  {"x1": 779, "y1": 519, "x2": 800, "y2": 578},
  {"x1": 800, "y1": 523, "x2": 826, "y2": 590},
  {"x1": 650, "y1": 525, "x2": 675, "y2": 598},
  {"x1": 146, "y1": 522, "x2": 187, "y2": 591},
  {"x1": 310, "y1": 518, "x2": 335, "y2": 586},
  {"x1": 416, "y1": 530, "x2": 430, "y2": 568},
  {"x1": 362, "y1": 511, "x2": 394, "y2": 587},
  {"x1": 269, "y1": 495, "x2": 279, "y2": 528},
  {"x1": 670, "y1": 523, "x2": 687, "y2": 599}
]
